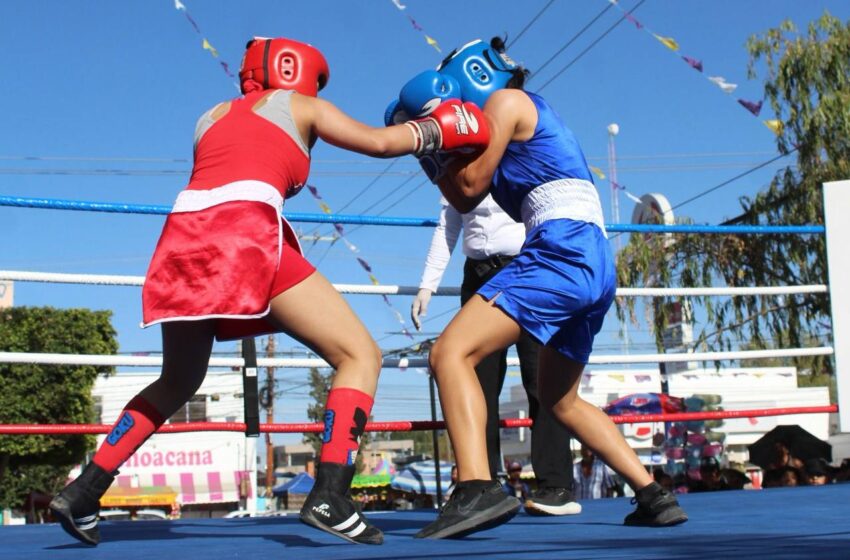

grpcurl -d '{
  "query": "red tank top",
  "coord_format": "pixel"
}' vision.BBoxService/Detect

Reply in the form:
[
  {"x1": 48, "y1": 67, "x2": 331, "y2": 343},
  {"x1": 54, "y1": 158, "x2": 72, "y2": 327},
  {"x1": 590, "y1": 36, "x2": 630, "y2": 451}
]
[{"x1": 188, "y1": 90, "x2": 310, "y2": 196}]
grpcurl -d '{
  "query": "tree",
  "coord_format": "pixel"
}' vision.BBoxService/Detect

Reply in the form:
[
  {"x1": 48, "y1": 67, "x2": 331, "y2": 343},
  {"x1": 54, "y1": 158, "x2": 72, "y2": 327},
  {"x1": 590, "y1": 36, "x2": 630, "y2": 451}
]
[
  {"x1": 303, "y1": 367, "x2": 371, "y2": 473},
  {"x1": 0, "y1": 307, "x2": 117, "y2": 510},
  {"x1": 616, "y1": 12, "x2": 850, "y2": 381}
]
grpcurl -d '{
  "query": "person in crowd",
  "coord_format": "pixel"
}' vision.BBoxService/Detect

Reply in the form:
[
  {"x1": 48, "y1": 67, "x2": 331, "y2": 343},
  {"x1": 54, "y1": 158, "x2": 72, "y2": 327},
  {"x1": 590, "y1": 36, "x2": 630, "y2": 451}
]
[
  {"x1": 386, "y1": 36, "x2": 688, "y2": 539},
  {"x1": 767, "y1": 441, "x2": 804, "y2": 470},
  {"x1": 574, "y1": 445, "x2": 618, "y2": 500},
  {"x1": 502, "y1": 461, "x2": 530, "y2": 501},
  {"x1": 49, "y1": 36, "x2": 489, "y2": 547},
  {"x1": 689, "y1": 457, "x2": 729, "y2": 493},
  {"x1": 803, "y1": 458, "x2": 831, "y2": 486},
  {"x1": 408, "y1": 192, "x2": 578, "y2": 516}
]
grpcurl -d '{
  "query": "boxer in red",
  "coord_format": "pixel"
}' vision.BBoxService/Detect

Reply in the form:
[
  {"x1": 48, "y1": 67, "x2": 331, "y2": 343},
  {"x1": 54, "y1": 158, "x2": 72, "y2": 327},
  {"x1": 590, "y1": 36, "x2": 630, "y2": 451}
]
[{"x1": 49, "y1": 36, "x2": 489, "y2": 546}]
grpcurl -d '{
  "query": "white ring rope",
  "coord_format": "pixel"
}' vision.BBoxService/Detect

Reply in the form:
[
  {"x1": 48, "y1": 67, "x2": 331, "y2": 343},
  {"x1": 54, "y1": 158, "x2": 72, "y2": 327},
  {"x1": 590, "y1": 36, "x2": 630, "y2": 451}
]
[
  {"x1": 0, "y1": 270, "x2": 828, "y2": 298},
  {"x1": 0, "y1": 347, "x2": 833, "y2": 368}
]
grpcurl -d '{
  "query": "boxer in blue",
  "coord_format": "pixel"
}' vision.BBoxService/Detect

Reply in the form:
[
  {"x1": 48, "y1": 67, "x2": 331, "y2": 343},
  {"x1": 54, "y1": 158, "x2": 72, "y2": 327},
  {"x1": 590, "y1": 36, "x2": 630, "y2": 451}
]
[{"x1": 388, "y1": 37, "x2": 688, "y2": 539}]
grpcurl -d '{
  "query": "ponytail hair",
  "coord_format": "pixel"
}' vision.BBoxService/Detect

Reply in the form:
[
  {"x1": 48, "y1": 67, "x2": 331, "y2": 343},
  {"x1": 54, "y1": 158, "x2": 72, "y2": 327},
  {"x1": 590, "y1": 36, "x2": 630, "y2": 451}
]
[{"x1": 490, "y1": 36, "x2": 529, "y2": 90}]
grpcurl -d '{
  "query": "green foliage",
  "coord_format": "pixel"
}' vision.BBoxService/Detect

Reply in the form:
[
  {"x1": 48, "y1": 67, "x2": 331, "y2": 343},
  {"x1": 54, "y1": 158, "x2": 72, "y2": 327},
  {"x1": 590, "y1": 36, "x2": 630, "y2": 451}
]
[
  {"x1": 303, "y1": 367, "x2": 331, "y2": 457},
  {"x1": 616, "y1": 12, "x2": 849, "y2": 379},
  {"x1": 0, "y1": 306, "x2": 117, "y2": 509}
]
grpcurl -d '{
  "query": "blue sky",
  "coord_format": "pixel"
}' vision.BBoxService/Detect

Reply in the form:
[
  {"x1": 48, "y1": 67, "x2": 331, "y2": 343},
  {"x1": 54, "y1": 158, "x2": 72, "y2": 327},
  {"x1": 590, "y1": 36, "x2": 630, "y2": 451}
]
[{"x1": 2, "y1": 1, "x2": 847, "y2": 436}]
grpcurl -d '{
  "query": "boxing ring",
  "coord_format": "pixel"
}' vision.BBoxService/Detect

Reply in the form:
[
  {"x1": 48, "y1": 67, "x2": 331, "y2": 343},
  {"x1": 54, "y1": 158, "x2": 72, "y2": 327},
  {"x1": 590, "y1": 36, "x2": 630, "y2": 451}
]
[{"x1": 1, "y1": 181, "x2": 849, "y2": 558}]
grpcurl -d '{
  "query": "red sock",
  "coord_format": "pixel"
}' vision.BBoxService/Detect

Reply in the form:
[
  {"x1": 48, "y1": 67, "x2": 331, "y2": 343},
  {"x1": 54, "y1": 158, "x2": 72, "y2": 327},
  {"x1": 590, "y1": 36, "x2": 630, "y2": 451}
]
[
  {"x1": 319, "y1": 388, "x2": 373, "y2": 466},
  {"x1": 92, "y1": 395, "x2": 166, "y2": 473}
]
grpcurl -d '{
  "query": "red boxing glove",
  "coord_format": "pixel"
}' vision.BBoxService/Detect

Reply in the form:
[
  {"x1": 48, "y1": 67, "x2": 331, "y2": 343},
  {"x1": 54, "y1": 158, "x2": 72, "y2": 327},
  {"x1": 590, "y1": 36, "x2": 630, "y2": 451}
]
[{"x1": 405, "y1": 99, "x2": 489, "y2": 157}]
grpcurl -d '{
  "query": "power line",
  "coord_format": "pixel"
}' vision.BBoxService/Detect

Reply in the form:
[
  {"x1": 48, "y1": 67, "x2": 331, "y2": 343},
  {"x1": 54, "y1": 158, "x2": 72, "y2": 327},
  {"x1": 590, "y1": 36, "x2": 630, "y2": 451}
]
[
  {"x1": 670, "y1": 149, "x2": 796, "y2": 213},
  {"x1": 528, "y1": 3, "x2": 614, "y2": 82},
  {"x1": 507, "y1": 0, "x2": 556, "y2": 49},
  {"x1": 535, "y1": 0, "x2": 647, "y2": 94}
]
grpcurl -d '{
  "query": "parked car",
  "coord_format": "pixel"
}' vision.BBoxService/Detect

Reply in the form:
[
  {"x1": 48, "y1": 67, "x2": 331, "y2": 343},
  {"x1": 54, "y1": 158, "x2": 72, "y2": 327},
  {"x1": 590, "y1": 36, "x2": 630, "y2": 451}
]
[
  {"x1": 99, "y1": 509, "x2": 131, "y2": 521},
  {"x1": 135, "y1": 509, "x2": 169, "y2": 521}
]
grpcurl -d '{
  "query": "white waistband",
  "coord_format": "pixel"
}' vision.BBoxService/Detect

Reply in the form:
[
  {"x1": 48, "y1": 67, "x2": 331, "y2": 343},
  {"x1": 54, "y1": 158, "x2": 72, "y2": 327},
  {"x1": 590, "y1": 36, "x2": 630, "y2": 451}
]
[
  {"x1": 520, "y1": 178, "x2": 606, "y2": 237},
  {"x1": 172, "y1": 180, "x2": 284, "y2": 214}
]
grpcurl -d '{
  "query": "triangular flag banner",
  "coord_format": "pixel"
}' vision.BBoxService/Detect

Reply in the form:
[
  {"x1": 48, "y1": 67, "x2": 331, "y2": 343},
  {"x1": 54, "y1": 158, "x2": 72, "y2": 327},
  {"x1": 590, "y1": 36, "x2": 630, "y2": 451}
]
[
  {"x1": 175, "y1": 0, "x2": 186, "y2": 10},
  {"x1": 622, "y1": 190, "x2": 643, "y2": 204},
  {"x1": 185, "y1": 13, "x2": 201, "y2": 33},
  {"x1": 608, "y1": 0, "x2": 767, "y2": 130},
  {"x1": 708, "y1": 76, "x2": 737, "y2": 94},
  {"x1": 407, "y1": 15, "x2": 423, "y2": 31},
  {"x1": 738, "y1": 98, "x2": 763, "y2": 116},
  {"x1": 391, "y1": 0, "x2": 406, "y2": 9},
  {"x1": 653, "y1": 34, "x2": 679, "y2": 52},
  {"x1": 682, "y1": 56, "x2": 703, "y2": 72},
  {"x1": 425, "y1": 35, "x2": 441, "y2": 52},
  {"x1": 368, "y1": 274, "x2": 380, "y2": 286},
  {"x1": 219, "y1": 61, "x2": 234, "y2": 77},
  {"x1": 357, "y1": 258, "x2": 373, "y2": 273},
  {"x1": 763, "y1": 119, "x2": 783, "y2": 135},
  {"x1": 341, "y1": 238, "x2": 358, "y2": 252},
  {"x1": 202, "y1": 38, "x2": 219, "y2": 57},
  {"x1": 589, "y1": 165, "x2": 606, "y2": 180},
  {"x1": 625, "y1": 13, "x2": 643, "y2": 29},
  {"x1": 319, "y1": 202, "x2": 332, "y2": 214}
]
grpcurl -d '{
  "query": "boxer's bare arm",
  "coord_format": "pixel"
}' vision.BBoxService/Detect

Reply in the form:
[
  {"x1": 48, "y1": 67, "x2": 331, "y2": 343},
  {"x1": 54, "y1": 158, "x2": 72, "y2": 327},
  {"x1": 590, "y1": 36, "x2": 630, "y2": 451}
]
[{"x1": 292, "y1": 94, "x2": 417, "y2": 157}]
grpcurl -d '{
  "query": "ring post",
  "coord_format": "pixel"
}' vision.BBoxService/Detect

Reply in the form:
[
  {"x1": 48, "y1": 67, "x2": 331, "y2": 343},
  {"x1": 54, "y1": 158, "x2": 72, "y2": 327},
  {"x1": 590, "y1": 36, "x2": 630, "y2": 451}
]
[
  {"x1": 823, "y1": 180, "x2": 850, "y2": 432},
  {"x1": 429, "y1": 373, "x2": 444, "y2": 507},
  {"x1": 241, "y1": 338, "x2": 261, "y2": 437}
]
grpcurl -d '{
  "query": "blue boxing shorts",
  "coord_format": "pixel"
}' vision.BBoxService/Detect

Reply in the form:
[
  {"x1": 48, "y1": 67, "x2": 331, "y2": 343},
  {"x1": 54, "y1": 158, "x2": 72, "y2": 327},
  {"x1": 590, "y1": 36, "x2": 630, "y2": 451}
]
[{"x1": 477, "y1": 218, "x2": 616, "y2": 364}]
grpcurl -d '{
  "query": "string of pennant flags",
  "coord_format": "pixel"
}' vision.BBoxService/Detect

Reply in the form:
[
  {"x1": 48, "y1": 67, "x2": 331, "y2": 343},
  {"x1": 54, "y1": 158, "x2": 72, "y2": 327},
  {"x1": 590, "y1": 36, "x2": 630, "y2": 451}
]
[
  {"x1": 174, "y1": 0, "x2": 239, "y2": 90},
  {"x1": 585, "y1": 166, "x2": 639, "y2": 203},
  {"x1": 172, "y1": 0, "x2": 419, "y2": 346},
  {"x1": 305, "y1": 185, "x2": 417, "y2": 342},
  {"x1": 389, "y1": 0, "x2": 443, "y2": 53},
  {"x1": 607, "y1": 0, "x2": 783, "y2": 135}
]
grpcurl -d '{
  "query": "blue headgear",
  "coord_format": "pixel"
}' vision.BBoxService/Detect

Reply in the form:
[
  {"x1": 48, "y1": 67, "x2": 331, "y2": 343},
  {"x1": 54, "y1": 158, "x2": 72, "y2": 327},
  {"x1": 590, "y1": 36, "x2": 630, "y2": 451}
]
[{"x1": 437, "y1": 39, "x2": 518, "y2": 108}]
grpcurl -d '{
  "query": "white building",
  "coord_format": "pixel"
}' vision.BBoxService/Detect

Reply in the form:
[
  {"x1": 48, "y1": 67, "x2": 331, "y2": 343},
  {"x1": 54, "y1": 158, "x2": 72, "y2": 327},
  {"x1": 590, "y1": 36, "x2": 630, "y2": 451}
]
[
  {"x1": 500, "y1": 366, "x2": 831, "y2": 467},
  {"x1": 90, "y1": 372, "x2": 257, "y2": 516}
]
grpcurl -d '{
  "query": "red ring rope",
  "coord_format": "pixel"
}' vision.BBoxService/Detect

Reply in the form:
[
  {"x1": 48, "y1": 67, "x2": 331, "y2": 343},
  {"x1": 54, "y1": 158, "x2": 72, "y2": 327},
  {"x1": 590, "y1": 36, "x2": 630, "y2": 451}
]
[{"x1": 0, "y1": 405, "x2": 836, "y2": 434}]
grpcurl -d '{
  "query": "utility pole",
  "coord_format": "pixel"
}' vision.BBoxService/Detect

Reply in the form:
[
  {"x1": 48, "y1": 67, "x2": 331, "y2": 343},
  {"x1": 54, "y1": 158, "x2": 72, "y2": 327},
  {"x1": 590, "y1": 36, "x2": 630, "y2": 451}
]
[
  {"x1": 264, "y1": 334, "x2": 276, "y2": 502},
  {"x1": 607, "y1": 123, "x2": 630, "y2": 355},
  {"x1": 607, "y1": 123, "x2": 621, "y2": 253}
]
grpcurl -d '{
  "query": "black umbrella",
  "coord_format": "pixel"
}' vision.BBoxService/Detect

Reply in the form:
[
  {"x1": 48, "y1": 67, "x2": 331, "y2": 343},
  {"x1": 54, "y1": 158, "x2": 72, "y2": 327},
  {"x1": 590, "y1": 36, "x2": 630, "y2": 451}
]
[{"x1": 747, "y1": 425, "x2": 832, "y2": 469}]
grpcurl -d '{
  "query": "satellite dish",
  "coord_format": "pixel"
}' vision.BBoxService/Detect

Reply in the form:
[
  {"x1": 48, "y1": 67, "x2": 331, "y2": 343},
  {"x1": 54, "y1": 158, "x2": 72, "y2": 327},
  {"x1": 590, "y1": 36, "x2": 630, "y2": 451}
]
[
  {"x1": 631, "y1": 193, "x2": 675, "y2": 249},
  {"x1": 631, "y1": 193, "x2": 674, "y2": 225}
]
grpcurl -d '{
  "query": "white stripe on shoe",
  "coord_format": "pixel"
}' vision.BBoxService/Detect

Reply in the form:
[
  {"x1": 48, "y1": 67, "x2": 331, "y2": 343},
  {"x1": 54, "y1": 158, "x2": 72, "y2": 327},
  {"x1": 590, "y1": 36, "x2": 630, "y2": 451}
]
[
  {"x1": 345, "y1": 522, "x2": 367, "y2": 538},
  {"x1": 74, "y1": 514, "x2": 98, "y2": 531},
  {"x1": 332, "y1": 513, "x2": 360, "y2": 532}
]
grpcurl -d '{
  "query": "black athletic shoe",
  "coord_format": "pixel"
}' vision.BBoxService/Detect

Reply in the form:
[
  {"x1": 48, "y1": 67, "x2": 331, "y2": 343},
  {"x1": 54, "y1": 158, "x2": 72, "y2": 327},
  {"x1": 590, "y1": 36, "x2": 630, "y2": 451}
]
[
  {"x1": 524, "y1": 487, "x2": 582, "y2": 516},
  {"x1": 300, "y1": 463, "x2": 383, "y2": 545},
  {"x1": 49, "y1": 462, "x2": 115, "y2": 546},
  {"x1": 624, "y1": 482, "x2": 688, "y2": 527},
  {"x1": 415, "y1": 480, "x2": 520, "y2": 539}
]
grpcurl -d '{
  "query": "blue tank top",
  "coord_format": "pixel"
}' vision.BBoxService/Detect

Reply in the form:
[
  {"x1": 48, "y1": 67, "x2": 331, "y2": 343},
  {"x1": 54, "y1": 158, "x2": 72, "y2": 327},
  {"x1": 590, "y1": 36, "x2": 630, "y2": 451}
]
[{"x1": 491, "y1": 92, "x2": 593, "y2": 222}]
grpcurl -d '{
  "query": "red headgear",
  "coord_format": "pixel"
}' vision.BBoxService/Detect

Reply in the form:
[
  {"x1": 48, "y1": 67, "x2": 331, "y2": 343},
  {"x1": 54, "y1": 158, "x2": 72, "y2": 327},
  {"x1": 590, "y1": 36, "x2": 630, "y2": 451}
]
[{"x1": 239, "y1": 37, "x2": 329, "y2": 97}]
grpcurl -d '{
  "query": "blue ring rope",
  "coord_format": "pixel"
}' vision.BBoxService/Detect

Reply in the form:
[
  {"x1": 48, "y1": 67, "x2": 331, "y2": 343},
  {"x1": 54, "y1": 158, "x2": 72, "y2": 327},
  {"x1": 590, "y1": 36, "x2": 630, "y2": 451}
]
[{"x1": 0, "y1": 195, "x2": 824, "y2": 234}]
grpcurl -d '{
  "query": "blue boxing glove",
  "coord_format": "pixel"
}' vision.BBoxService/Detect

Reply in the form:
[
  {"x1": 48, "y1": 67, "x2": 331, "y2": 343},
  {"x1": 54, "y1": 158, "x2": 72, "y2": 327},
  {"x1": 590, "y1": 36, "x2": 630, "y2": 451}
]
[
  {"x1": 418, "y1": 151, "x2": 456, "y2": 183},
  {"x1": 398, "y1": 70, "x2": 462, "y2": 118},
  {"x1": 385, "y1": 71, "x2": 464, "y2": 184},
  {"x1": 384, "y1": 99, "x2": 409, "y2": 126},
  {"x1": 383, "y1": 98, "x2": 457, "y2": 183}
]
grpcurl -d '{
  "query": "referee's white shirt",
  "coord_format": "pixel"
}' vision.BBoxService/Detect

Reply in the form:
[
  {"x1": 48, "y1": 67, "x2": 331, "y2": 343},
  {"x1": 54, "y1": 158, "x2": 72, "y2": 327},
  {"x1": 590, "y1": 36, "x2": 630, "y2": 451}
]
[{"x1": 418, "y1": 195, "x2": 526, "y2": 293}]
